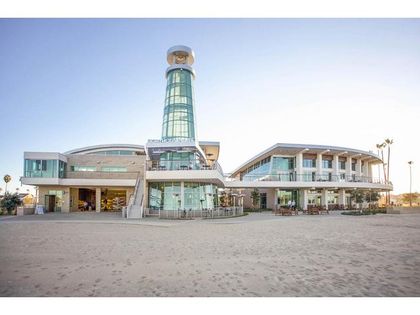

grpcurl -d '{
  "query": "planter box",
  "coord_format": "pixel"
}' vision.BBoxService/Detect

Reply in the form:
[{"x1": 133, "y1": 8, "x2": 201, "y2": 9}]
[
  {"x1": 386, "y1": 206, "x2": 420, "y2": 214},
  {"x1": 16, "y1": 207, "x2": 35, "y2": 216}
]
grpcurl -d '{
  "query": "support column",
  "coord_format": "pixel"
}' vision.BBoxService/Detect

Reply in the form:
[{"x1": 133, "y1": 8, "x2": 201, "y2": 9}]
[
  {"x1": 274, "y1": 188, "x2": 279, "y2": 210},
  {"x1": 338, "y1": 189, "x2": 346, "y2": 206},
  {"x1": 180, "y1": 182, "x2": 185, "y2": 210},
  {"x1": 95, "y1": 188, "x2": 101, "y2": 213},
  {"x1": 62, "y1": 187, "x2": 70, "y2": 213},
  {"x1": 126, "y1": 189, "x2": 131, "y2": 206},
  {"x1": 321, "y1": 188, "x2": 329, "y2": 210},
  {"x1": 296, "y1": 153, "x2": 303, "y2": 181},
  {"x1": 300, "y1": 189, "x2": 308, "y2": 210},
  {"x1": 356, "y1": 159, "x2": 362, "y2": 178},
  {"x1": 333, "y1": 155, "x2": 339, "y2": 179},
  {"x1": 346, "y1": 156, "x2": 352, "y2": 179},
  {"x1": 363, "y1": 161, "x2": 369, "y2": 181},
  {"x1": 368, "y1": 164, "x2": 373, "y2": 182},
  {"x1": 317, "y1": 153, "x2": 323, "y2": 179}
]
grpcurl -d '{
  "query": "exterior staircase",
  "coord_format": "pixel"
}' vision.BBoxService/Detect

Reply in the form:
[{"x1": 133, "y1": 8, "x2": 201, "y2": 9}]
[{"x1": 125, "y1": 176, "x2": 144, "y2": 219}]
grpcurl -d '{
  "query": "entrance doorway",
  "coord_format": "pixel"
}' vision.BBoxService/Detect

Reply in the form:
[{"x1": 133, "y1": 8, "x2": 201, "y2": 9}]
[
  {"x1": 277, "y1": 190, "x2": 299, "y2": 207},
  {"x1": 78, "y1": 188, "x2": 96, "y2": 211},
  {"x1": 260, "y1": 193, "x2": 267, "y2": 209},
  {"x1": 101, "y1": 189, "x2": 127, "y2": 211},
  {"x1": 45, "y1": 195, "x2": 56, "y2": 212}
]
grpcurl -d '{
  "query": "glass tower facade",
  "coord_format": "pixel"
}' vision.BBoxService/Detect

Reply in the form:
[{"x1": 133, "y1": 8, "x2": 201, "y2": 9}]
[{"x1": 161, "y1": 69, "x2": 196, "y2": 141}]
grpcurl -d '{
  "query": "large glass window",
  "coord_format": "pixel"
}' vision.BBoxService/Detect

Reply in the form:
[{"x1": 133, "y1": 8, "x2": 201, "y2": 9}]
[
  {"x1": 339, "y1": 161, "x2": 346, "y2": 170},
  {"x1": 241, "y1": 157, "x2": 271, "y2": 181},
  {"x1": 71, "y1": 166, "x2": 96, "y2": 172},
  {"x1": 24, "y1": 159, "x2": 58, "y2": 178},
  {"x1": 272, "y1": 157, "x2": 294, "y2": 172},
  {"x1": 158, "y1": 151, "x2": 201, "y2": 170},
  {"x1": 322, "y1": 159, "x2": 332, "y2": 169},
  {"x1": 101, "y1": 166, "x2": 127, "y2": 172},
  {"x1": 59, "y1": 160, "x2": 67, "y2": 178},
  {"x1": 277, "y1": 190, "x2": 299, "y2": 207},
  {"x1": 303, "y1": 158, "x2": 316, "y2": 168},
  {"x1": 86, "y1": 150, "x2": 139, "y2": 156},
  {"x1": 149, "y1": 182, "x2": 182, "y2": 210},
  {"x1": 162, "y1": 69, "x2": 196, "y2": 141},
  {"x1": 148, "y1": 182, "x2": 217, "y2": 211}
]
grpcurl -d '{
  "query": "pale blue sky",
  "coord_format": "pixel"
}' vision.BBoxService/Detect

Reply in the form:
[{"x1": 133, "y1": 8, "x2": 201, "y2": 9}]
[{"x1": 1, "y1": 19, "x2": 419, "y2": 193}]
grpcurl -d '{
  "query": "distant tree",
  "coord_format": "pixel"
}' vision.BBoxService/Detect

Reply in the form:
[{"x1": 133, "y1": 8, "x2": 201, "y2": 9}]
[
  {"x1": 3, "y1": 174, "x2": 11, "y2": 193},
  {"x1": 219, "y1": 191, "x2": 230, "y2": 207},
  {"x1": 365, "y1": 191, "x2": 380, "y2": 203},
  {"x1": 350, "y1": 189, "x2": 365, "y2": 207},
  {"x1": 401, "y1": 193, "x2": 420, "y2": 205},
  {"x1": 0, "y1": 192, "x2": 22, "y2": 214},
  {"x1": 251, "y1": 188, "x2": 260, "y2": 209}
]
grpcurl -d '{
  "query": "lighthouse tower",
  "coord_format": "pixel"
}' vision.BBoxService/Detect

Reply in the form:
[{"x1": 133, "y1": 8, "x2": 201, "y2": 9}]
[{"x1": 161, "y1": 45, "x2": 197, "y2": 142}]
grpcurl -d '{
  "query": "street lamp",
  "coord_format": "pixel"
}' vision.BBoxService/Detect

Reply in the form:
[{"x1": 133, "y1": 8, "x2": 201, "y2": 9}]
[{"x1": 408, "y1": 161, "x2": 414, "y2": 207}]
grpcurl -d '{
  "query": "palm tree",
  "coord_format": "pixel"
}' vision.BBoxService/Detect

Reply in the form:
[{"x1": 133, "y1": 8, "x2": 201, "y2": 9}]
[
  {"x1": 376, "y1": 143, "x2": 385, "y2": 182},
  {"x1": 384, "y1": 138, "x2": 393, "y2": 183},
  {"x1": 3, "y1": 175, "x2": 11, "y2": 193}
]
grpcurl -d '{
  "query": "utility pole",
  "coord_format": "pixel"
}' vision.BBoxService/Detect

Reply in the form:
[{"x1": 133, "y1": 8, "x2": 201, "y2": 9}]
[{"x1": 408, "y1": 161, "x2": 414, "y2": 207}]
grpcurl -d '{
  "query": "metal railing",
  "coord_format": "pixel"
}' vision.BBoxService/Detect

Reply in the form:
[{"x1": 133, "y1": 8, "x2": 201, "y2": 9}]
[
  {"x1": 153, "y1": 206, "x2": 243, "y2": 219},
  {"x1": 66, "y1": 171, "x2": 139, "y2": 179},
  {"x1": 237, "y1": 173, "x2": 391, "y2": 185},
  {"x1": 23, "y1": 170, "x2": 61, "y2": 178},
  {"x1": 146, "y1": 160, "x2": 223, "y2": 173},
  {"x1": 23, "y1": 170, "x2": 140, "y2": 180}
]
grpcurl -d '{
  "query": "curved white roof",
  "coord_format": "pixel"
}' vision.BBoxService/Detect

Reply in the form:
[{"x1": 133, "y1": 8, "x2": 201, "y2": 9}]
[
  {"x1": 231, "y1": 143, "x2": 382, "y2": 177},
  {"x1": 64, "y1": 144, "x2": 145, "y2": 155}
]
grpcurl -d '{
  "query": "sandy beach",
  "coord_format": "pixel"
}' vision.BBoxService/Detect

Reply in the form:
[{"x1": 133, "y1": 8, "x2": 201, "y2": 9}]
[{"x1": 1, "y1": 212, "x2": 420, "y2": 297}]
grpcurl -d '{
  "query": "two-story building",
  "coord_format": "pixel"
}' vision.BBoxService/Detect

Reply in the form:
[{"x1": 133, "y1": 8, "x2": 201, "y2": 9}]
[{"x1": 20, "y1": 45, "x2": 392, "y2": 218}]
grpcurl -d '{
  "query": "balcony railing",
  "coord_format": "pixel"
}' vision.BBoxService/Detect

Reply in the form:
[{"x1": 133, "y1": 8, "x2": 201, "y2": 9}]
[
  {"x1": 66, "y1": 171, "x2": 139, "y2": 180},
  {"x1": 146, "y1": 160, "x2": 223, "y2": 174},
  {"x1": 23, "y1": 170, "x2": 140, "y2": 180},
  {"x1": 23, "y1": 170, "x2": 64, "y2": 178},
  {"x1": 237, "y1": 173, "x2": 391, "y2": 185}
]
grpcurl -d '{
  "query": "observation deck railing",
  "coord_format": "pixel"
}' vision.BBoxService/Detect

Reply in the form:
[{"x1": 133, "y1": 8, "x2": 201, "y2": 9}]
[
  {"x1": 235, "y1": 173, "x2": 391, "y2": 185},
  {"x1": 146, "y1": 160, "x2": 223, "y2": 174}
]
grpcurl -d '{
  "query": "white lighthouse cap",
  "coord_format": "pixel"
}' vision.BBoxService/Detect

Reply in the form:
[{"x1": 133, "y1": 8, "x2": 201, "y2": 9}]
[{"x1": 167, "y1": 45, "x2": 195, "y2": 66}]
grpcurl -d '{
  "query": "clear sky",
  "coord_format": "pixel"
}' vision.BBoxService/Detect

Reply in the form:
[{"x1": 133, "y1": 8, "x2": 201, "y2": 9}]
[{"x1": 0, "y1": 18, "x2": 419, "y2": 194}]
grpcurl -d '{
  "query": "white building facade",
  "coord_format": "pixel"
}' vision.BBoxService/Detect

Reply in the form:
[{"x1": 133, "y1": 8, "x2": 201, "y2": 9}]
[{"x1": 20, "y1": 45, "x2": 392, "y2": 218}]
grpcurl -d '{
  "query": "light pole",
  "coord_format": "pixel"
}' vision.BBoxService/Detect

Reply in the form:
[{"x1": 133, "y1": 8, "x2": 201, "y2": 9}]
[{"x1": 408, "y1": 161, "x2": 414, "y2": 207}]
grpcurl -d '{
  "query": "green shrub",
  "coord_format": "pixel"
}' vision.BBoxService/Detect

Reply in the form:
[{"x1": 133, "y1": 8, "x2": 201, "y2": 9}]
[
  {"x1": 244, "y1": 208, "x2": 272, "y2": 213},
  {"x1": 0, "y1": 192, "x2": 22, "y2": 215},
  {"x1": 341, "y1": 209, "x2": 386, "y2": 216}
]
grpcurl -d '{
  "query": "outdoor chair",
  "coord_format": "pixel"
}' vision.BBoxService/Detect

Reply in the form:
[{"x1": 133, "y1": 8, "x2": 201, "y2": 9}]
[
  {"x1": 319, "y1": 206, "x2": 329, "y2": 215},
  {"x1": 281, "y1": 207, "x2": 293, "y2": 216},
  {"x1": 308, "y1": 206, "x2": 320, "y2": 215}
]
